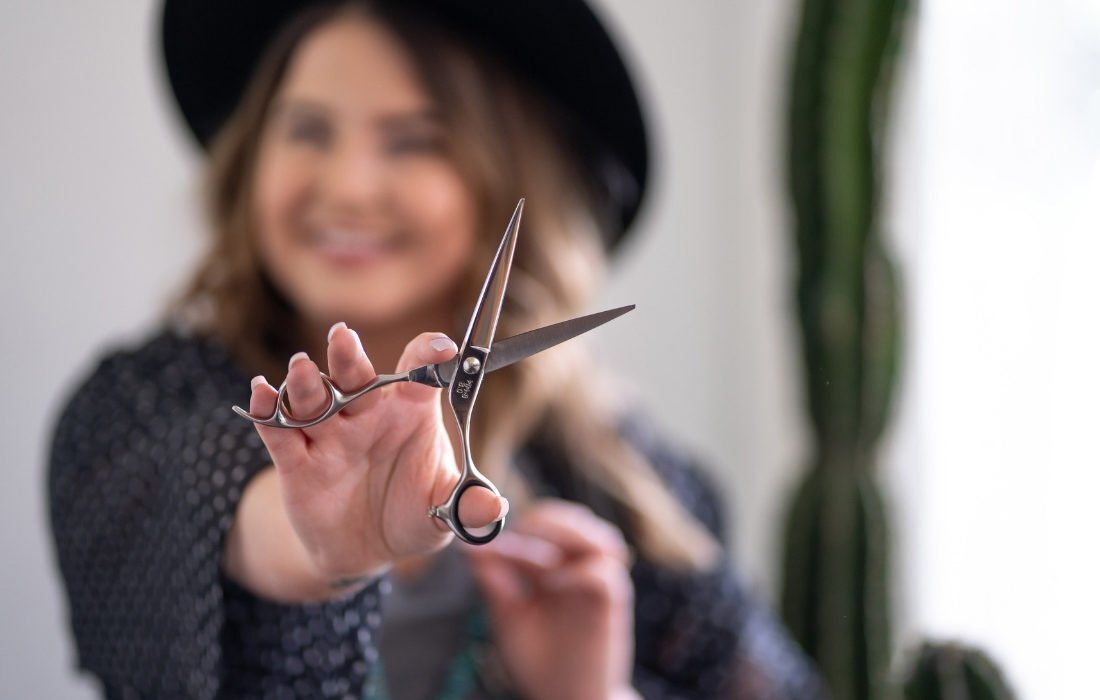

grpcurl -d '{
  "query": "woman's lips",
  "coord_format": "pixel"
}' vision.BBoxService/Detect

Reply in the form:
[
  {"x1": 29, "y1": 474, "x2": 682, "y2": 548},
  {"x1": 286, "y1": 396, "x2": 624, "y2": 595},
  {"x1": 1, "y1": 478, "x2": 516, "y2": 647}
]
[{"x1": 307, "y1": 228, "x2": 399, "y2": 267}]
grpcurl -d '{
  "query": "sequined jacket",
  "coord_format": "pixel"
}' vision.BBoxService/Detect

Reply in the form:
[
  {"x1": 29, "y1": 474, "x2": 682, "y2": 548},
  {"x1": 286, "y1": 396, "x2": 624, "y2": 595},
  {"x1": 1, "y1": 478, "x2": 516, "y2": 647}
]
[{"x1": 47, "y1": 327, "x2": 822, "y2": 699}]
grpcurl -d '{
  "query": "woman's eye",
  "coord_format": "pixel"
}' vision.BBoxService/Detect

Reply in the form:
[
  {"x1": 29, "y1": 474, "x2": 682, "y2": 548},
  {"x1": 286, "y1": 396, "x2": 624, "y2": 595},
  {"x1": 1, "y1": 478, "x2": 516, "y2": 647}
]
[
  {"x1": 286, "y1": 120, "x2": 331, "y2": 148},
  {"x1": 385, "y1": 132, "x2": 443, "y2": 156}
]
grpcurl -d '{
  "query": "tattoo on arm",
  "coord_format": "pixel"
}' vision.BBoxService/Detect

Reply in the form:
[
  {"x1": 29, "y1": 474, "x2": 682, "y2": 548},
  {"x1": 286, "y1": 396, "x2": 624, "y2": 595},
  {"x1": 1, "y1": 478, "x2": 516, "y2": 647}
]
[{"x1": 329, "y1": 574, "x2": 375, "y2": 591}]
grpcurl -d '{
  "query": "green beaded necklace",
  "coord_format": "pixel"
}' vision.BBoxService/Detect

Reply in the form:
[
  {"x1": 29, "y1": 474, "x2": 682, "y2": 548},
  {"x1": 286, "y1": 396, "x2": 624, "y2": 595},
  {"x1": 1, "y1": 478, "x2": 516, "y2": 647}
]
[{"x1": 364, "y1": 603, "x2": 512, "y2": 700}]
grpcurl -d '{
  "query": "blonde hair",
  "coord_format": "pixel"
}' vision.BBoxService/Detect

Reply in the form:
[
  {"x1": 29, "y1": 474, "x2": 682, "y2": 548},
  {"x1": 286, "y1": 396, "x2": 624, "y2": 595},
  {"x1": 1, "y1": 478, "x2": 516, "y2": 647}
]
[{"x1": 165, "y1": 1, "x2": 720, "y2": 571}]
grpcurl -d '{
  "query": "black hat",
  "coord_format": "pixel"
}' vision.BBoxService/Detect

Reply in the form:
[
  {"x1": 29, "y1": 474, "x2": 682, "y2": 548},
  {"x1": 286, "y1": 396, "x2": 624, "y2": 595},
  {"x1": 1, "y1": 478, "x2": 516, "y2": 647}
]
[{"x1": 160, "y1": 0, "x2": 650, "y2": 249}]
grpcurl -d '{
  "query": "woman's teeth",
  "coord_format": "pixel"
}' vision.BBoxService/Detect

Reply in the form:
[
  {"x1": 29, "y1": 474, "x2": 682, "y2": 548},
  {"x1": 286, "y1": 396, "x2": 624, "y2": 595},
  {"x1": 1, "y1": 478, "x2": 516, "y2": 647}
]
[{"x1": 312, "y1": 229, "x2": 390, "y2": 257}]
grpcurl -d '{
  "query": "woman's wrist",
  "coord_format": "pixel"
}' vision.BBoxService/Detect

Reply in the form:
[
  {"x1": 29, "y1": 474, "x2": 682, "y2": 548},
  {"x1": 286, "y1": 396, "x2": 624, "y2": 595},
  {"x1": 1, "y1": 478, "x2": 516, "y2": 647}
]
[
  {"x1": 225, "y1": 465, "x2": 393, "y2": 603},
  {"x1": 323, "y1": 562, "x2": 391, "y2": 595}
]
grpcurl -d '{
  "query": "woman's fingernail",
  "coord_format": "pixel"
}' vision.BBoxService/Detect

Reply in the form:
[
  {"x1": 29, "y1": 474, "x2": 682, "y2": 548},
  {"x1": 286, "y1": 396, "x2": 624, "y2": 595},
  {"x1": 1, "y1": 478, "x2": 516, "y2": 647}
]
[
  {"x1": 288, "y1": 351, "x2": 309, "y2": 369},
  {"x1": 327, "y1": 321, "x2": 347, "y2": 342},
  {"x1": 250, "y1": 375, "x2": 267, "y2": 390},
  {"x1": 495, "y1": 498, "x2": 510, "y2": 522},
  {"x1": 350, "y1": 328, "x2": 366, "y2": 357},
  {"x1": 430, "y1": 337, "x2": 457, "y2": 353}
]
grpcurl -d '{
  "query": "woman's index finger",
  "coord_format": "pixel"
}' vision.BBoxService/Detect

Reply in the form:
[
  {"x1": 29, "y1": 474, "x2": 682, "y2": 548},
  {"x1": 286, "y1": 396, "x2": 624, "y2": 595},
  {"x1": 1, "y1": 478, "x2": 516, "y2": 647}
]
[{"x1": 513, "y1": 499, "x2": 631, "y2": 562}]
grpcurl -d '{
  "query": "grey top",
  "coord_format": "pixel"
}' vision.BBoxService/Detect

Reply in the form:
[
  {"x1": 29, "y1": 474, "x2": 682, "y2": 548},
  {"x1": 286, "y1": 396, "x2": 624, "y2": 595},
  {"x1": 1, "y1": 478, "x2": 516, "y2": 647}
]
[{"x1": 379, "y1": 544, "x2": 488, "y2": 700}]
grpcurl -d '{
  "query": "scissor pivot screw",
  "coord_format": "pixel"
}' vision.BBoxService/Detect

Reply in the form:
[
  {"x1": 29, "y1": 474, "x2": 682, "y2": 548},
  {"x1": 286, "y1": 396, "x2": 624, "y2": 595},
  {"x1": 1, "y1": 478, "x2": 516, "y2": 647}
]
[{"x1": 462, "y1": 357, "x2": 482, "y2": 375}]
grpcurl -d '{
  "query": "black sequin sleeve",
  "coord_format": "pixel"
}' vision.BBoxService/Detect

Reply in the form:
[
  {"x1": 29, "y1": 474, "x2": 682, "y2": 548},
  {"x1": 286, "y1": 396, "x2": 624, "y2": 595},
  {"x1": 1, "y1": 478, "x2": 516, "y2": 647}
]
[
  {"x1": 617, "y1": 414, "x2": 826, "y2": 700},
  {"x1": 47, "y1": 331, "x2": 384, "y2": 699}
]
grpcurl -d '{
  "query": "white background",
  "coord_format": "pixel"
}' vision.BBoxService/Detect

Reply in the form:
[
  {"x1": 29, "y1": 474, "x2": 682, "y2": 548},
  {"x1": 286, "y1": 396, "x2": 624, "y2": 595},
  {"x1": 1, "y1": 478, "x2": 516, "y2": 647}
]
[
  {"x1": 2, "y1": 1, "x2": 1097, "y2": 697},
  {"x1": 888, "y1": 1, "x2": 1100, "y2": 697}
]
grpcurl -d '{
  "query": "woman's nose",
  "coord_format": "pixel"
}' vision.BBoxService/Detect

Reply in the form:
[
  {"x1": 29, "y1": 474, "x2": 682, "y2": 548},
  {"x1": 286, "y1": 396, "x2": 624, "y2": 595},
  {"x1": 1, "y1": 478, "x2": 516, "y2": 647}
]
[{"x1": 320, "y1": 143, "x2": 387, "y2": 212}]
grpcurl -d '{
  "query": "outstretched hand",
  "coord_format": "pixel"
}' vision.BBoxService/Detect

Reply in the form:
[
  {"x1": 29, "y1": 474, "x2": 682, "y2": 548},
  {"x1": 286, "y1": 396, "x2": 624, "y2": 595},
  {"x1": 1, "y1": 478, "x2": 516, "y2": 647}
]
[{"x1": 246, "y1": 323, "x2": 507, "y2": 586}]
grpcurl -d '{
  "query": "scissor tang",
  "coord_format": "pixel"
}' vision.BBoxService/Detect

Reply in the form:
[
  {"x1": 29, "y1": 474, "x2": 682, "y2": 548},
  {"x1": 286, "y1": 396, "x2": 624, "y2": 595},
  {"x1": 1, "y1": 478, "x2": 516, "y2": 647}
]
[{"x1": 232, "y1": 369, "x2": 420, "y2": 429}]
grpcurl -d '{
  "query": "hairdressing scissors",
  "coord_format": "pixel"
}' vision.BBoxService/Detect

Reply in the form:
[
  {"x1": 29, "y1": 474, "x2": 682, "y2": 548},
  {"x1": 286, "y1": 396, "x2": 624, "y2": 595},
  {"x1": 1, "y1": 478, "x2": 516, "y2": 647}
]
[{"x1": 232, "y1": 199, "x2": 634, "y2": 544}]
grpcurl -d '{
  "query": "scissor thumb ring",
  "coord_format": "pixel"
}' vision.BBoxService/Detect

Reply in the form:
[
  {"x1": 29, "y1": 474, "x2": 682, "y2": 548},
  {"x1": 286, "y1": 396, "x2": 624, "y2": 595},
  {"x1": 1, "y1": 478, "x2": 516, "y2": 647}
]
[{"x1": 428, "y1": 472, "x2": 505, "y2": 544}]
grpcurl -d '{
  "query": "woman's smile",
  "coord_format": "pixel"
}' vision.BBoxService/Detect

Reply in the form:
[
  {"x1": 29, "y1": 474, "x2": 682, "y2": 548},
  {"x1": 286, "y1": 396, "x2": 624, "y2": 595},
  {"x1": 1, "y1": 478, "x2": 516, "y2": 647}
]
[{"x1": 303, "y1": 223, "x2": 413, "y2": 269}]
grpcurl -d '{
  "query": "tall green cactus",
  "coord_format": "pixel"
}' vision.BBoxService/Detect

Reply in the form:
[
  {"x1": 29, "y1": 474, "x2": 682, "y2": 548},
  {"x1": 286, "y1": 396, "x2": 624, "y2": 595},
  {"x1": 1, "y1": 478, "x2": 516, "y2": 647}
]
[
  {"x1": 903, "y1": 643, "x2": 1017, "y2": 700},
  {"x1": 780, "y1": 0, "x2": 911, "y2": 697}
]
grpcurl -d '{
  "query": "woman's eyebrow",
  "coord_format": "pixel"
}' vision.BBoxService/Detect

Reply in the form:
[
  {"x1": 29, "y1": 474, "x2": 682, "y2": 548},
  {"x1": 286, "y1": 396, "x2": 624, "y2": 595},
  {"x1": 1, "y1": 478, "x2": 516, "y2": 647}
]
[
  {"x1": 268, "y1": 101, "x2": 440, "y2": 129},
  {"x1": 375, "y1": 108, "x2": 442, "y2": 130},
  {"x1": 269, "y1": 98, "x2": 331, "y2": 121}
]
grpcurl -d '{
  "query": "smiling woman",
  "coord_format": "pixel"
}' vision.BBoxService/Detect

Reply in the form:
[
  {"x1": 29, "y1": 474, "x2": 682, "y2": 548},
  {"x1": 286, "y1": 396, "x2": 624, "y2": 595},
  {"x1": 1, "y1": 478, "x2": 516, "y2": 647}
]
[{"x1": 46, "y1": 1, "x2": 823, "y2": 698}]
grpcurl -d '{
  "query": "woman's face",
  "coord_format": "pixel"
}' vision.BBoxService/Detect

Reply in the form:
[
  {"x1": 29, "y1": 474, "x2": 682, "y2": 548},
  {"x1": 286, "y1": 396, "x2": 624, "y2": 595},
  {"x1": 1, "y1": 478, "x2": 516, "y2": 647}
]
[{"x1": 253, "y1": 15, "x2": 477, "y2": 330}]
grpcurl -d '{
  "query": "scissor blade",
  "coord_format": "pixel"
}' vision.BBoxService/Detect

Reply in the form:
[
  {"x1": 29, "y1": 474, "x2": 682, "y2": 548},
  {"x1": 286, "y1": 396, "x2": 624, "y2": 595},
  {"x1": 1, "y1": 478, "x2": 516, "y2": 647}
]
[
  {"x1": 462, "y1": 198, "x2": 524, "y2": 352},
  {"x1": 436, "y1": 305, "x2": 635, "y2": 384}
]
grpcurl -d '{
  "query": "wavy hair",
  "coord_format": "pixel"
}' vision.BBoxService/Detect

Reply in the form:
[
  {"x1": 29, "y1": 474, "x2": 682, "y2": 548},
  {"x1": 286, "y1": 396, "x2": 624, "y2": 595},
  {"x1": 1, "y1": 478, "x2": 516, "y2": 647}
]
[{"x1": 165, "y1": 1, "x2": 719, "y2": 571}]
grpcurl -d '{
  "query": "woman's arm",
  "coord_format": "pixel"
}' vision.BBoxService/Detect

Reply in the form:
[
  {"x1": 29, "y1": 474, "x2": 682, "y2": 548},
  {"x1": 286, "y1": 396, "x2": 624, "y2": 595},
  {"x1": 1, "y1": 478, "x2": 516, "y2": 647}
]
[
  {"x1": 617, "y1": 412, "x2": 824, "y2": 699},
  {"x1": 48, "y1": 331, "x2": 428, "y2": 697}
]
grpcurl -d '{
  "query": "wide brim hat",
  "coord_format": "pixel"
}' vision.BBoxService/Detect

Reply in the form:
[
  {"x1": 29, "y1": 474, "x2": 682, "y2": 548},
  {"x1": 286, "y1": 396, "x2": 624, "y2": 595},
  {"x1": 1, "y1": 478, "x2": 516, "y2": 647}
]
[{"x1": 160, "y1": 0, "x2": 650, "y2": 250}]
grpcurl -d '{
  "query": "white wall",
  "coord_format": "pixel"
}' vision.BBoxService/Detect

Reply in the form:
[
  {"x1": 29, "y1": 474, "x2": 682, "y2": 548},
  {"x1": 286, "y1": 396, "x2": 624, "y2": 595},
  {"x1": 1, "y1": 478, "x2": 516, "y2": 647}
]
[
  {"x1": 0, "y1": 1, "x2": 805, "y2": 696},
  {"x1": 594, "y1": 0, "x2": 805, "y2": 593},
  {"x1": 888, "y1": 0, "x2": 1100, "y2": 696}
]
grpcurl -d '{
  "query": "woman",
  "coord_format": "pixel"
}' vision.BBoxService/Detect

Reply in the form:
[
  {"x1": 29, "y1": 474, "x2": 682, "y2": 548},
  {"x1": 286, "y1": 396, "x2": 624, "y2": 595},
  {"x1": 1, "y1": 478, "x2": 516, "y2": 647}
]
[{"x1": 48, "y1": 1, "x2": 821, "y2": 698}]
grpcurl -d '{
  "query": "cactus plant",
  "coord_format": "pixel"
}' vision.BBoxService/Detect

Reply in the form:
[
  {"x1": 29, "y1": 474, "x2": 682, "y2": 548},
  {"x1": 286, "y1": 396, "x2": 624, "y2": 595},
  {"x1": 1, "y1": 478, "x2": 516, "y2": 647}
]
[
  {"x1": 902, "y1": 642, "x2": 1017, "y2": 700},
  {"x1": 779, "y1": 0, "x2": 911, "y2": 697}
]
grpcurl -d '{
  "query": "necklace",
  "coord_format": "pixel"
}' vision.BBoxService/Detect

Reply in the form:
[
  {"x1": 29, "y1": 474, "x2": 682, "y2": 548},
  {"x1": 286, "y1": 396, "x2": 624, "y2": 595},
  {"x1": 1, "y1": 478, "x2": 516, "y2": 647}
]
[{"x1": 363, "y1": 603, "x2": 513, "y2": 700}]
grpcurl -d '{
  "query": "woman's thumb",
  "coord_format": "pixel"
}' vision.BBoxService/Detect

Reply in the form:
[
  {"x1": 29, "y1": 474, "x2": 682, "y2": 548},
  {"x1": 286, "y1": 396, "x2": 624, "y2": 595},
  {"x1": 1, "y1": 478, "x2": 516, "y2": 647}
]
[{"x1": 394, "y1": 332, "x2": 458, "y2": 403}]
